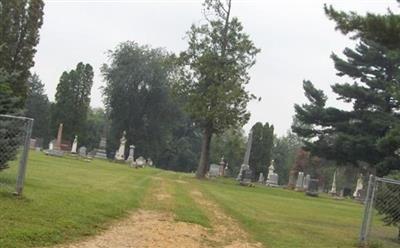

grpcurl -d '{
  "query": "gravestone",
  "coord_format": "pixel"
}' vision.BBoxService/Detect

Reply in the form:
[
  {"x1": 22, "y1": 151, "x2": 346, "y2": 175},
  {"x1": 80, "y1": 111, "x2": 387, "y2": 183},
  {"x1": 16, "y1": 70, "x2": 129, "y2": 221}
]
[
  {"x1": 209, "y1": 164, "x2": 220, "y2": 177},
  {"x1": 237, "y1": 130, "x2": 253, "y2": 182},
  {"x1": 136, "y1": 156, "x2": 146, "y2": 167},
  {"x1": 55, "y1": 123, "x2": 63, "y2": 150},
  {"x1": 239, "y1": 164, "x2": 253, "y2": 186},
  {"x1": 303, "y1": 174, "x2": 311, "y2": 191},
  {"x1": 45, "y1": 139, "x2": 64, "y2": 157},
  {"x1": 126, "y1": 145, "x2": 135, "y2": 163},
  {"x1": 258, "y1": 173, "x2": 265, "y2": 183},
  {"x1": 219, "y1": 156, "x2": 226, "y2": 176},
  {"x1": 49, "y1": 140, "x2": 55, "y2": 150},
  {"x1": 266, "y1": 160, "x2": 279, "y2": 186},
  {"x1": 295, "y1": 172, "x2": 305, "y2": 191},
  {"x1": 306, "y1": 179, "x2": 319, "y2": 197},
  {"x1": 115, "y1": 131, "x2": 127, "y2": 161},
  {"x1": 71, "y1": 135, "x2": 78, "y2": 154},
  {"x1": 30, "y1": 139, "x2": 36, "y2": 149},
  {"x1": 79, "y1": 146, "x2": 87, "y2": 157},
  {"x1": 94, "y1": 137, "x2": 107, "y2": 159},
  {"x1": 353, "y1": 174, "x2": 364, "y2": 199},
  {"x1": 329, "y1": 171, "x2": 337, "y2": 195}
]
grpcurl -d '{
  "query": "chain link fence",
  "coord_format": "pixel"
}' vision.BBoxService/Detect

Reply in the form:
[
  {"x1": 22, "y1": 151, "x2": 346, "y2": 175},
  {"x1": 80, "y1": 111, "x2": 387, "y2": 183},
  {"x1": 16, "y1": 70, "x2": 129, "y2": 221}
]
[
  {"x1": 360, "y1": 175, "x2": 400, "y2": 248},
  {"x1": 0, "y1": 114, "x2": 33, "y2": 196}
]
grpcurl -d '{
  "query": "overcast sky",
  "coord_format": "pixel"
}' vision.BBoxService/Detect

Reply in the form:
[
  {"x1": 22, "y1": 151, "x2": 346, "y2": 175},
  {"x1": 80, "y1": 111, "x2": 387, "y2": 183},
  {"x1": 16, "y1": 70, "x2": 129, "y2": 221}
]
[{"x1": 33, "y1": 0, "x2": 399, "y2": 135}]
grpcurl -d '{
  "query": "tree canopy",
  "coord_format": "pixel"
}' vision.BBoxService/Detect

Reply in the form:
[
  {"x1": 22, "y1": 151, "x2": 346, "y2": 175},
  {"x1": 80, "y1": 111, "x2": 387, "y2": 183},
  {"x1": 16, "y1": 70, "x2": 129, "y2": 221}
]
[
  {"x1": 175, "y1": 0, "x2": 260, "y2": 178},
  {"x1": 293, "y1": 5, "x2": 400, "y2": 177},
  {"x1": 52, "y1": 62, "x2": 94, "y2": 143}
]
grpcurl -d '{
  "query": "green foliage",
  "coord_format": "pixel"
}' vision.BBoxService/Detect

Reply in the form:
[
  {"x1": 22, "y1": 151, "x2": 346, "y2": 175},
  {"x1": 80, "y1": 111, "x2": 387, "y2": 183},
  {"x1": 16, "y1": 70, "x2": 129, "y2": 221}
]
[
  {"x1": 249, "y1": 122, "x2": 274, "y2": 178},
  {"x1": 82, "y1": 107, "x2": 108, "y2": 151},
  {"x1": 175, "y1": 0, "x2": 259, "y2": 178},
  {"x1": 0, "y1": 0, "x2": 44, "y2": 101},
  {"x1": 210, "y1": 127, "x2": 246, "y2": 176},
  {"x1": 324, "y1": 4, "x2": 400, "y2": 50},
  {"x1": 25, "y1": 73, "x2": 50, "y2": 144},
  {"x1": 102, "y1": 42, "x2": 180, "y2": 164},
  {"x1": 0, "y1": 69, "x2": 23, "y2": 171},
  {"x1": 272, "y1": 131, "x2": 302, "y2": 184},
  {"x1": 52, "y1": 62, "x2": 94, "y2": 144},
  {"x1": 293, "y1": 36, "x2": 400, "y2": 176}
]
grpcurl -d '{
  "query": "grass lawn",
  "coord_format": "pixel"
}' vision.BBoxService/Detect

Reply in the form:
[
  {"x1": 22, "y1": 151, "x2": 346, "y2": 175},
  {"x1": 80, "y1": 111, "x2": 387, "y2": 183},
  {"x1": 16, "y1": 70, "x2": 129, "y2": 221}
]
[{"x1": 1, "y1": 152, "x2": 394, "y2": 248}]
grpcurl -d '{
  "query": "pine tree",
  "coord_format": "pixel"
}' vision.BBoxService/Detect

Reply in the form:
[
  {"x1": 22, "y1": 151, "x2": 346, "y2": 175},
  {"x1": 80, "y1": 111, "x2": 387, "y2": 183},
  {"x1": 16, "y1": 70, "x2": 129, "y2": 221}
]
[
  {"x1": 293, "y1": 38, "x2": 400, "y2": 176},
  {"x1": 25, "y1": 73, "x2": 50, "y2": 143}
]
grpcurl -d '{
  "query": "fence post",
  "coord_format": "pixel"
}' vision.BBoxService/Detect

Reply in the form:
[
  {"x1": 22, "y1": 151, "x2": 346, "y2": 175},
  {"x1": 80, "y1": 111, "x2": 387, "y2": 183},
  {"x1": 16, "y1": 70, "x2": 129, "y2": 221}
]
[
  {"x1": 359, "y1": 174, "x2": 375, "y2": 245},
  {"x1": 14, "y1": 118, "x2": 33, "y2": 196}
]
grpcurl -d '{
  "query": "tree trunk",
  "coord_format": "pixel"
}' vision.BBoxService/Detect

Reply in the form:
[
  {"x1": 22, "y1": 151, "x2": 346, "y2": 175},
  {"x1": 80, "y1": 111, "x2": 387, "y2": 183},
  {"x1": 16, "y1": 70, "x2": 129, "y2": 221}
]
[{"x1": 196, "y1": 126, "x2": 213, "y2": 179}]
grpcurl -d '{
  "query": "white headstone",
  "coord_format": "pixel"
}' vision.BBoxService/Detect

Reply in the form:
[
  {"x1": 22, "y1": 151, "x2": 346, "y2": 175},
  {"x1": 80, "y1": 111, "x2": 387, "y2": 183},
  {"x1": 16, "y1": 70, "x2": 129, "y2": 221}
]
[
  {"x1": 266, "y1": 160, "x2": 279, "y2": 186},
  {"x1": 49, "y1": 140, "x2": 55, "y2": 150},
  {"x1": 303, "y1": 174, "x2": 311, "y2": 190},
  {"x1": 209, "y1": 164, "x2": 220, "y2": 177},
  {"x1": 136, "y1": 156, "x2": 146, "y2": 167},
  {"x1": 330, "y1": 171, "x2": 337, "y2": 195},
  {"x1": 71, "y1": 135, "x2": 78, "y2": 154},
  {"x1": 295, "y1": 172, "x2": 305, "y2": 191}
]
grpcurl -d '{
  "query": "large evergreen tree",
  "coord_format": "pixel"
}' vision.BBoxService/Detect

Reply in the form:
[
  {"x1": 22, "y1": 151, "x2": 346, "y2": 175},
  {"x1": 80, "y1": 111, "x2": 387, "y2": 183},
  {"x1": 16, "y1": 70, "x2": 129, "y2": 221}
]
[
  {"x1": 0, "y1": 0, "x2": 44, "y2": 102},
  {"x1": 52, "y1": 62, "x2": 93, "y2": 143},
  {"x1": 25, "y1": 73, "x2": 50, "y2": 143},
  {"x1": 293, "y1": 5, "x2": 400, "y2": 177},
  {"x1": 175, "y1": 0, "x2": 260, "y2": 178}
]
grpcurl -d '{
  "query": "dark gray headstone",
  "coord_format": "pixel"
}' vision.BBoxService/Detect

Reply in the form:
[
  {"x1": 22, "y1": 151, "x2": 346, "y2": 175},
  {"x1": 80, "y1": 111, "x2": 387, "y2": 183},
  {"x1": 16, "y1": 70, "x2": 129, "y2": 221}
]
[{"x1": 305, "y1": 179, "x2": 319, "y2": 197}]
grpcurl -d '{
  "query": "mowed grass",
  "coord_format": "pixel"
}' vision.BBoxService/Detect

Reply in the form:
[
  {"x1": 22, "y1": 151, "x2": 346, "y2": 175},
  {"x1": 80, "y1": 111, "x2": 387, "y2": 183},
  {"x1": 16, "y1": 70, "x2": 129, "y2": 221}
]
[
  {"x1": 193, "y1": 178, "x2": 364, "y2": 248},
  {"x1": 0, "y1": 152, "x2": 380, "y2": 248},
  {"x1": 0, "y1": 151, "x2": 155, "y2": 248}
]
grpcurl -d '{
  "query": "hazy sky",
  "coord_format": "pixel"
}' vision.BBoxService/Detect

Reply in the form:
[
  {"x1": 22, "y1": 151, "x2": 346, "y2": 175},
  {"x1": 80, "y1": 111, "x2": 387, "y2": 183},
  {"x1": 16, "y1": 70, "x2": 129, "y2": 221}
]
[{"x1": 33, "y1": 0, "x2": 399, "y2": 135}]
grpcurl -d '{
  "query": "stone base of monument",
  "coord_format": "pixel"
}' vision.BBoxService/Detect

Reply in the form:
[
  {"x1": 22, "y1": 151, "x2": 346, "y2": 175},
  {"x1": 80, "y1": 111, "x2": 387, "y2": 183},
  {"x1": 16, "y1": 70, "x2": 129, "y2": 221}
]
[
  {"x1": 94, "y1": 149, "x2": 107, "y2": 159},
  {"x1": 44, "y1": 149, "x2": 64, "y2": 157}
]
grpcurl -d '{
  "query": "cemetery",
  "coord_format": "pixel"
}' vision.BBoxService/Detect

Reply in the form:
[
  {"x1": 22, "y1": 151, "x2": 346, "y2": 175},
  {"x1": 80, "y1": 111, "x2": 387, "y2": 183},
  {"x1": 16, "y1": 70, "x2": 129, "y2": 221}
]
[{"x1": 1, "y1": 0, "x2": 400, "y2": 247}]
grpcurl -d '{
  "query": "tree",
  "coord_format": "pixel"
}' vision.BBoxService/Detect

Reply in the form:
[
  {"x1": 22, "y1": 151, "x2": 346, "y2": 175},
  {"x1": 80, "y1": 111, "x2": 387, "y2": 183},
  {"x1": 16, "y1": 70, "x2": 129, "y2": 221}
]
[
  {"x1": 25, "y1": 73, "x2": 50, "y2": 144},
  {"x1": 324, "y1": 3, "x2": 400, "y2": 50},
  {"x1": 52, "y1": 62, "x2": 93, "y2": 144},
  {"x1": 175, "y1": 0, "x2": 260, "y2": 178},
  {"x1": 102, "y1": 42, "x2": 178, "y2": 163},
  {"x1": 210, "y1": 127, "x2": 246, "y2": 177},
  {"x1": 293, "y1": 37, "x2": 400, "y2": 177},
  {"x1": 0, "y1": 69, "x2": 22, "y2": 171},
  {"x1": 249, "y1": 122, "x2": 274, "y2": 178},
  {"x1": 83, "y1": 107, "x2": 108, "y2": 151},
  {"x1": 272, "y1": 131, "x2": 302, "y2": 184},
  {"x1": 0, "y1": 0, "x2": 44, "y2": 102}
]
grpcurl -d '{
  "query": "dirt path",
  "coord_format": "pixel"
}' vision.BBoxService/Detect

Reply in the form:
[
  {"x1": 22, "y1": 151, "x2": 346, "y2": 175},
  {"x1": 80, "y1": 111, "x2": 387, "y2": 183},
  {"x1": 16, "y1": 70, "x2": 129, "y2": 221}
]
[
  {"x1": 189, "y1": 189, "x2": 263, "y2": 248},
  {"x1": 55, "y1": 176, "x2": 263, "y2": 248}
]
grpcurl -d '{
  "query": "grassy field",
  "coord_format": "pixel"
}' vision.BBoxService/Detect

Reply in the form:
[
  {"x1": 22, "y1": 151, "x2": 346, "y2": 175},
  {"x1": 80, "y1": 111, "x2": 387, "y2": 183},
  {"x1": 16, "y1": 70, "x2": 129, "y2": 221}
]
[{"x1": 0, "y1": 152, "x2": 396, "y2": 247}]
